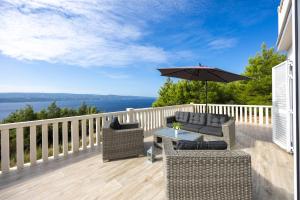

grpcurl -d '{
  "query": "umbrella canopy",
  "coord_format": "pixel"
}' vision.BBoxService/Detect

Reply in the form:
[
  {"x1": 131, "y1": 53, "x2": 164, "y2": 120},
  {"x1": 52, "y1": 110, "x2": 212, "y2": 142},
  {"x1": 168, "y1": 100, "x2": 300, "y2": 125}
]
[
  {"x1": 157, "y1": 66, "x2": 250, "y2": 113},
  {"x1": 158, "y1": 66, "x2": 249, "y2": 82}
]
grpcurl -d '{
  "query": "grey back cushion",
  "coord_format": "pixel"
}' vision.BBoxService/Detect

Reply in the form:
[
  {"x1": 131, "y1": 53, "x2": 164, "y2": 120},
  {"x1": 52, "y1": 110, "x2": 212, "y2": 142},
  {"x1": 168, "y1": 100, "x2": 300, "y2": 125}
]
[
  {"x1": 175, "y1": 111, "x2": 190, "y2": 123},
  {"x1": 207, "y1": 114, "x2": 229, "y2": 127},
  {"x1": 188, "y1": 113, "x2": 206, "y2": 125}
]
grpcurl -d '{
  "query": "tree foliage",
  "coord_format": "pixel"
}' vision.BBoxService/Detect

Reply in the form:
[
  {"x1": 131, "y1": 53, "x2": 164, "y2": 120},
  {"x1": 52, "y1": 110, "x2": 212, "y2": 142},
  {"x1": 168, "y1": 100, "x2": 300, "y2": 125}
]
[
  {"x1": 2, "y1": 101, "x2": 98, "y2": 124},
  {"x1": 0, "y1": 102, "x2": 99, "y2": 167},
  {"x1": 153, "y1": 44, "x2": 286, "y2": 107}
]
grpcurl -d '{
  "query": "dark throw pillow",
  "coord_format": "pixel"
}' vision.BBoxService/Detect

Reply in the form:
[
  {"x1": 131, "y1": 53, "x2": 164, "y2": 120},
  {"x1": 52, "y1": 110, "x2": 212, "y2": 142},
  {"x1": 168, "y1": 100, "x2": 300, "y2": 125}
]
[
  {"x1": 176, "y1": 140, "x2": 227, "y2": 150},
  {"x1": 110, "y1": 117, "x2": 121, "y2": 130},
  {"x1": 207, "y1": 114, "x2": 229, "y2": 127}
]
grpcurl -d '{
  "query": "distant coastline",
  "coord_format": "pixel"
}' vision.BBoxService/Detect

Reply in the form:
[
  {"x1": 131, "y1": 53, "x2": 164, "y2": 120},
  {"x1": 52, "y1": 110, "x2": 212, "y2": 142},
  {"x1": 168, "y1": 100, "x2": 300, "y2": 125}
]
[
  {"x1": 0, "y1": 93, "x2": 156, "y2": 120},
  {"x1": 0, "y1": 92, "x2": 155, "y2": 103}
]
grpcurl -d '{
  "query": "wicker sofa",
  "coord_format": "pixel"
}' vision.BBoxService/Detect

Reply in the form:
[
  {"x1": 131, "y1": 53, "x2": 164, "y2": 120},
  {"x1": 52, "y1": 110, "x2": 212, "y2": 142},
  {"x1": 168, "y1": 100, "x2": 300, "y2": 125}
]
[
  {"x1": 102, "y1": 120, "x2": 144, "y2": 161},
  {"x1": 166, "y1": 111, "x2": 235, "y2": 149},
  {"x1": 163, "y1": 139, "x2": 252, "y2": 200}
]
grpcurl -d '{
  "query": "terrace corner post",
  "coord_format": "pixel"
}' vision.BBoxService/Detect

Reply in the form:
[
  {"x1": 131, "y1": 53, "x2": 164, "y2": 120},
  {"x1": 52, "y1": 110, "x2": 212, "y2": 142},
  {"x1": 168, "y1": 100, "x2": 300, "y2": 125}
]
[
  {"x1": 205, "y1": 80, "x2": 208, "y2": 113},
  {"x1": 295, "y1": 0, "x2": 300, "y2": 199},
  {"x1": 126, "y1": 108, "x2": 134, "y2": 123}
]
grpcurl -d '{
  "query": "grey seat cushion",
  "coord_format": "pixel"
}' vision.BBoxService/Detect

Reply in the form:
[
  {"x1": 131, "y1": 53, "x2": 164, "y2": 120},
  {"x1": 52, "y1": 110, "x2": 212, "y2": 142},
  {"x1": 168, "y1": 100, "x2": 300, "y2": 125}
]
[
  {"x1": 175, "y1": 111, "x2": 190, "y2": 123},
  {"x1": 188, "y1": 113, "x2": 206, "y2": 125},
  {"x1": 176, "y1": 140, "x2": 227, "y2": 150},
  {"x1": 199, "y1": 126, "x2": 223, "y2": 137},
  {"x1": 182, "y1": 123, "x2": 203, "y2": 132},
  {"x1": 207, "y1": 114, "x2": 229, "y2": 127}
]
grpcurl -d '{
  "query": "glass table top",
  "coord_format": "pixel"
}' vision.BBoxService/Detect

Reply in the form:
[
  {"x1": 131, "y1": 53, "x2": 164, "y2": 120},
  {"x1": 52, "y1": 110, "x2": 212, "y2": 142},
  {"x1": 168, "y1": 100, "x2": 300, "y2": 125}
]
[{"x1": 154, "y1": 128, "x2": 203, "y2": 141}]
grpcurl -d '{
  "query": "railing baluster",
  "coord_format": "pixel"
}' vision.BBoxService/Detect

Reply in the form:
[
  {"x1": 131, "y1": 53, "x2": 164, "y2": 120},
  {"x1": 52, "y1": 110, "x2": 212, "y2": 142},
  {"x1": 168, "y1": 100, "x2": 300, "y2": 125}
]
[
  {"x1": 155, "y1": 109, "x2": 158, "y2": 129},
  {"x1": 71, "y1": 120, "x2": 79, "y2": 153},
  {"x1": 144, "y1": 111, "x2": 147, "y2": 131},
  {"x1": 266, "y1": 107, "x2": 269, "y2": 125},
  {"x1": 152, "y1": 110, "x2": 155, "y2": 129},
  {"x1": 1, "y1": 129, "x2": 10, "y2": 173},
  {"x1": 82, "y1": 119, "x2": 87, "y2": 150},
  {"x1": 244, "y1": 107, "x2": 247, "y2": 123},
  {"x1": 42, "y1": 124, "x2": 48, "y2": 162},
  {"x1": 269, "y1": 107, "x2": 272, "y2": 124},
  {"x1": 235, "y1": 106, "x2": 239, "y2": 121},
  {"x1": 154, "y1": 109, "x2": 157, "y2": 129},
  {"x1": 259, "y1": 107, "x2": 263, "y2": 125},
  {"x1": 149, "y1": 110, "x2": 152, "y2": 130},
  {"x1": 157, "y1": 109, "x2": 160, "y2": 127},
  {"x1": 139, "y1": 112, "x2": 143, "y2": 129},
  {"x1": 123, "y1": 114, "x2": 126, "y2": 123},
  {"x1": 53, "y1": 122, "x2": 59, "y2": 159},
  {"x1": 16, "y1": 127, "x2": 24, "y2": 169},
  {"x1": 96, "y1": 118, "x2": 101, "y2": 146},
  {"x1": 30, "y1": 125, "x2": 36, "y2": 165},
  {"x1": 147, "y1": 111, "x2": 150, "y2": 131},
  {"x1": 62, "y1": 121, "x2": 68, "y2": 157},
  {"x1": 239, "y1": 106, "x2": 243, "y2": 123},
  {"x1": 160, "y1": 109, "x2": 162, "y2": 127},
  {"x1": 254, "y1": 107, "x2": 257, "y2": 124},
  {"x1": 89, "y1": 118, "x2": 94, "y2": 148},
  {"x1": 249, "y1": 107, "x2": 253, "y2": 124}
]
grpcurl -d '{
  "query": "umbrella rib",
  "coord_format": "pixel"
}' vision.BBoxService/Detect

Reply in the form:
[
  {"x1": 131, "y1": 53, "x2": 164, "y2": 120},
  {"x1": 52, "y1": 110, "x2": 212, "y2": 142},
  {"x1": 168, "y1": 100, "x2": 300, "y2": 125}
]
[
  {"x1": 160, "y1": 69, "x2": 184, "y2": 76},
  {"x1": 207, "y1": 70, "x2": 229, "y2": 82},
  {"x1": 213, "y1": 68, "x2": 250, "y2": 80},
  {"x1": 185, "y1": 69, "x2": 197, "y2": 80}
]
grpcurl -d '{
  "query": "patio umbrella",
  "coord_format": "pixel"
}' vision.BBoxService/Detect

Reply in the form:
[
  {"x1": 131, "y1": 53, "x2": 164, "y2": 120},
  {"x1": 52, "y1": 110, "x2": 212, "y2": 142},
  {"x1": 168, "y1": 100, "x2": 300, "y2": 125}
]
[{"x1": 157, "y1": 66, "x2": 250, "y2": 113}]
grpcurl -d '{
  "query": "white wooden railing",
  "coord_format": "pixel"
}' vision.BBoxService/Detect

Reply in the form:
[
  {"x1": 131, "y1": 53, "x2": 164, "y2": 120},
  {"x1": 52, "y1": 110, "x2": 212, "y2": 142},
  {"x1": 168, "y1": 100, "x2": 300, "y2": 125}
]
[
  {"x1": 0, "y1": 103, "x2": 272, "y2": 174},
  {"x1": 0, "y1": 104, "x2": 192, "y2": 174},
  {"x1": 193, "y1": 104, "x2": 272, "y2": 125}
]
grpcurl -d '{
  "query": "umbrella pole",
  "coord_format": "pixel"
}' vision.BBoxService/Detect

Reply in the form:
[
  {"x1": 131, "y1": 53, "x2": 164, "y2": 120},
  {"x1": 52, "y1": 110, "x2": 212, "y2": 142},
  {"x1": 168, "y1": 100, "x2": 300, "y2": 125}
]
[{"x1": 205, "y1": 80, "x2": 208, "y2": 114}]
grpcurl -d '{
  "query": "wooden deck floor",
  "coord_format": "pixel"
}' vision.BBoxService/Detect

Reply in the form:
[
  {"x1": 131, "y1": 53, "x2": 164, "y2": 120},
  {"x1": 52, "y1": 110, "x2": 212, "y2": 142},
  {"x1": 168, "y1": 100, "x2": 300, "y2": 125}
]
[{"x1": 0, "y1": 124, "x2": 294, "y2": 200}]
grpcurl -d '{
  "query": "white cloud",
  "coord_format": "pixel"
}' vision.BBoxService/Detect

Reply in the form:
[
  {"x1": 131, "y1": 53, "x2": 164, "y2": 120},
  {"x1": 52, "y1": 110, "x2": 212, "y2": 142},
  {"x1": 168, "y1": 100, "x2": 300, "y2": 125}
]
[
  {"x1": 208, "y1": 38, "x2": 238, "y2": 50},
  {"x1": 97, "y1": 71, "x2": 130, "y2": 79},
  {"x1": 0, "y1": 0, "x2": 191, "y2": 67}
]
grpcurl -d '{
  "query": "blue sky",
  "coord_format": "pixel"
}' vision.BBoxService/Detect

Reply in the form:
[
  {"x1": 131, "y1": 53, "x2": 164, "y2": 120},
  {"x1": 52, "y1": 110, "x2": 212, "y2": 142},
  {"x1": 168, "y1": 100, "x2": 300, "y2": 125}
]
[{"x1": 0, "y1": 0, "x2": 280, "y2": 97}]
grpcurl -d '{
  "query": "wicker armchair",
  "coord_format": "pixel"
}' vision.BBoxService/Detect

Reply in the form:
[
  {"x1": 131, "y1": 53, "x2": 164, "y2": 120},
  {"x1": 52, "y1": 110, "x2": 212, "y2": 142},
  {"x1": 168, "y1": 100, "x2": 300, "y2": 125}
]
[
  {"x1": 163, "y1": 139, "x2": 252, "y2": 200},
  {"x1": 102, "y1": 122, "x2": 144, "y2": 161}
]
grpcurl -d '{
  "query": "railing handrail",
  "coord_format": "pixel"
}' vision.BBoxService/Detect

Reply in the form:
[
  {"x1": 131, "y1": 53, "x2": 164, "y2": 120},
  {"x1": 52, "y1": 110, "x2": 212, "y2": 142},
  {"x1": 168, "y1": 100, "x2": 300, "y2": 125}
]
[{"x1": 192, "y1": 103, "x2": 272, "y2": 108}]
